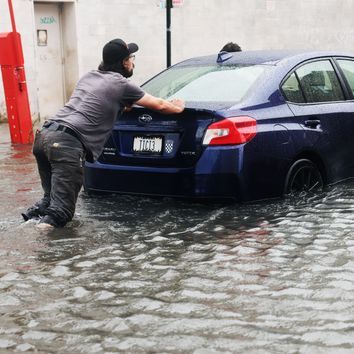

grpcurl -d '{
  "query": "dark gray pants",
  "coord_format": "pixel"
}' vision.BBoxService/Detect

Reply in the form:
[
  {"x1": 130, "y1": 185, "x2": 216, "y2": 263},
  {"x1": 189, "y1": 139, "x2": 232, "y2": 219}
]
[{"x1": 32, "y1": 123, "x2": 85, "y2": 227}]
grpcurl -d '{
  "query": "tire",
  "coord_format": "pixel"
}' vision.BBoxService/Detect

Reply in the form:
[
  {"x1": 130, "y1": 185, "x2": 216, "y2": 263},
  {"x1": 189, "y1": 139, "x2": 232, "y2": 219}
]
[{"x1": 284, "y1": 159, "x2": 324, "y2": 195}]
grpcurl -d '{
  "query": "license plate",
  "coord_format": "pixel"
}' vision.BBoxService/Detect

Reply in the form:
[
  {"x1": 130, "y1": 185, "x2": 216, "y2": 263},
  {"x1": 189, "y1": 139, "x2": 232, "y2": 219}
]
[{"x1": 133, "y1": 136, "x2": 163, "y2": 154}]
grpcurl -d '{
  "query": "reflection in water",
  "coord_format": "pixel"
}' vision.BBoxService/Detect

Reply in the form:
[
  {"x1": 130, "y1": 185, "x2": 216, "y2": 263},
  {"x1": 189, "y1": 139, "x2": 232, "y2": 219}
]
[{"x1": 1, "y1": 129, "x2": 354, "y2": 352}]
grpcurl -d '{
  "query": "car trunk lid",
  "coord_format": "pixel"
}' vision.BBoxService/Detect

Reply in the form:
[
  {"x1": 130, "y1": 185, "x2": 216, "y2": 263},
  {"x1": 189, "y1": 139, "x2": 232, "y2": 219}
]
[{"x1": 98, "y1": 107, "x2": 221, "y2": 167}]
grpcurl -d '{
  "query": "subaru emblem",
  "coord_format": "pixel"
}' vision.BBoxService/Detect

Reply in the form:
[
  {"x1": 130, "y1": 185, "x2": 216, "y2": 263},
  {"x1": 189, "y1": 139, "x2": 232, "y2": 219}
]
[{"x1": 138, "y1": 114, "x2": 153, "y2": 123}]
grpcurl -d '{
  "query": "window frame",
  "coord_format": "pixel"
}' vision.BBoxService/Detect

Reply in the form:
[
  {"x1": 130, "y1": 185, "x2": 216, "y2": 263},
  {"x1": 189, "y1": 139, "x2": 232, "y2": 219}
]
[
  {"x1": 333, "y1": 58, "x2": 354, "y2": 100},
  {"x1": 280, "y1": 71, "x2": 306, "y2": 104},
  {"x1": 280, "y1": 57, "x2": 349, "y2": 105}
]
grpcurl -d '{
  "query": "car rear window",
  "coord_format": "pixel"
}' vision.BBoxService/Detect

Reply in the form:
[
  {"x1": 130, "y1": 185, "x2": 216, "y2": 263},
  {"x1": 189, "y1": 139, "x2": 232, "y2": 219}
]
[{"x1": 142, "y1": 64, "x2": 267, "y2": 103}]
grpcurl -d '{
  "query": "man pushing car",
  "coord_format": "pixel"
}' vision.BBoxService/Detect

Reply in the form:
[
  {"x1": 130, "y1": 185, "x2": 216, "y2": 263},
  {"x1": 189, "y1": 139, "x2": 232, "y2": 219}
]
[{"x1": 22, "y1": 38, "x2": 185, "y2": 229}]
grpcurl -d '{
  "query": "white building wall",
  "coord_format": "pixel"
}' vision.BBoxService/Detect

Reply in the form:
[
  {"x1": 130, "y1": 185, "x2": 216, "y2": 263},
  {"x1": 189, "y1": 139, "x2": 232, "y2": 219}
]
[{"x1": 1, "y1": 0, "x2": 354, "y2": 122}]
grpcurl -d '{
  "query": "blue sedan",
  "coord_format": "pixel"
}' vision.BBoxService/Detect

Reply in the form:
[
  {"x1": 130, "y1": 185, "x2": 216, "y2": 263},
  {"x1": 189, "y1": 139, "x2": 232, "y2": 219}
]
[{"x1": 84, "y1": 50, "x2": 354, "y2": 201}]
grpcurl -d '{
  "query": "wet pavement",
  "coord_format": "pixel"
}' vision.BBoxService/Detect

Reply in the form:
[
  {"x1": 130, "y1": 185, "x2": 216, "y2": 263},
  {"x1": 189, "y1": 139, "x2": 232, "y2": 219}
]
[{"x1": 0, "y1": 122, "x2": 354, "y2": 353}]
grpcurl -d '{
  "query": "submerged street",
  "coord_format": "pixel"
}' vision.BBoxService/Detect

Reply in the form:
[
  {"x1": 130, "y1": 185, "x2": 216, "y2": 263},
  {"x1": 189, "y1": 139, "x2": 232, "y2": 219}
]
[{"x1": 0, "y1": 123, "x2": 354, "y2": 353}]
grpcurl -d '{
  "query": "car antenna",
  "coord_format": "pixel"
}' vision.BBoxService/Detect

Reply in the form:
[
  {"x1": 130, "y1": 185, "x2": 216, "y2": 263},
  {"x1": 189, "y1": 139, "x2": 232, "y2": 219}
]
[{"x1": 217, "y1": 51, "x2": 233, "y2": 63}]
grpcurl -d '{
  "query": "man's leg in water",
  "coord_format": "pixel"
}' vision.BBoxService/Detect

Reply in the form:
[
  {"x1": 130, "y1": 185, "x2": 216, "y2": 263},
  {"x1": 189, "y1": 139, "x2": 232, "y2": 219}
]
[
  {"x1": 39, "y1": 131, "x2": 85, "y2": 227},
  {"x1": 22, "y1": 131, "x2": 51, "y2": 221}
]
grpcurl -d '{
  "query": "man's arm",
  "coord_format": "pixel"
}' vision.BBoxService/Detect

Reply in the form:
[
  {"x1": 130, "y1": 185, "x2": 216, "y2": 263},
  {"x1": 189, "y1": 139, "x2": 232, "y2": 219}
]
[{"x1": 135, "y1": 93, "x2": 185, "y2": 114}]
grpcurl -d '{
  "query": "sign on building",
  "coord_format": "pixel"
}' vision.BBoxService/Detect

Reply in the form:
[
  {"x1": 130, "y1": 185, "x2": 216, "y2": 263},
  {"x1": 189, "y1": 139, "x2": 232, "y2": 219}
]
[
  {"x1": 159, "y1": 0, "x2": 184, "y2": 8},
  {"x1": 172, "y1": 0, "x2": 184, "y2": 6}
]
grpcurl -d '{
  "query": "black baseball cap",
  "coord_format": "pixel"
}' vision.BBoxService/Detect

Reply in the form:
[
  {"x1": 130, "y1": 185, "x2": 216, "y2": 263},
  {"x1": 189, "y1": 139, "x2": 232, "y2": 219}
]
[{"x1": 102, "y1": 38, "x2": 139, "y2": 64}]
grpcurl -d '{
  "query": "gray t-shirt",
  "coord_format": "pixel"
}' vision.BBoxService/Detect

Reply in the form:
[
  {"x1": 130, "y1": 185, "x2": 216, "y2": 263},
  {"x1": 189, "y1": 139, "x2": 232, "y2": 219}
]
[{"x1": 51, "y1": 70, "x2": 145, "y2": 161}]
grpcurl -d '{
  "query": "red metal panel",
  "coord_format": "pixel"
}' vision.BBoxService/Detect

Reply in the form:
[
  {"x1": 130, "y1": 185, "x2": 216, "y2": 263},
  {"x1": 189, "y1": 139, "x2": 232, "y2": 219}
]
[
  {"x1": 0, "y1": 32, "x2": 33, "y2": 144},
  {"x1": 1, "y1": 65, "x2": 33, "y2": 144},
  {"x1": 0, "y1": 32, "x2": 24, "y2": 65}
]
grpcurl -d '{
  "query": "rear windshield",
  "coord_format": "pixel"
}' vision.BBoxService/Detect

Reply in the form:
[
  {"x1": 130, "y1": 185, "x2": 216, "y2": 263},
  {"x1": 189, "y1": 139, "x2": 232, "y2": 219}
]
[{"x1": 142, "y1": 64, "x2": 267, "y2": 103}]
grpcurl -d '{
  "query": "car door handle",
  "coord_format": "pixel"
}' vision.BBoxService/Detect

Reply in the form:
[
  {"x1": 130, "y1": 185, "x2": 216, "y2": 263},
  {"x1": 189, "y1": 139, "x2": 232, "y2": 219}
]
[{"x1": 304, "y1": 119, "x2": 321, "y2": 128}]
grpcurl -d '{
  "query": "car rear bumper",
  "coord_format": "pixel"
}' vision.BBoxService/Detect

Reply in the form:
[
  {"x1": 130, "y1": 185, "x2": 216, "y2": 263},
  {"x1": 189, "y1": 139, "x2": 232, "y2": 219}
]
[
  {"x1": 84, "y1": 146, "x2": 245, "y2": 199},
  {"x1": 84, "y1": 163, "x2": 241, "y2": 199}
]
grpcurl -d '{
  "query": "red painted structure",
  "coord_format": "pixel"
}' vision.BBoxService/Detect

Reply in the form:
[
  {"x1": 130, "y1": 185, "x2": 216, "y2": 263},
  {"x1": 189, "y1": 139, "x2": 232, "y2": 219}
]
[{"x1": 0, "y1": 0, "x2": 33, "y2": 144}]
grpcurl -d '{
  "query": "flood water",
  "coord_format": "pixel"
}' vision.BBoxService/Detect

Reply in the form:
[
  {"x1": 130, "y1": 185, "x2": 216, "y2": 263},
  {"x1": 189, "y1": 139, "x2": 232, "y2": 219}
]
[{"x1": 1, "y1": 124, "x2": 354, "y2": 353}]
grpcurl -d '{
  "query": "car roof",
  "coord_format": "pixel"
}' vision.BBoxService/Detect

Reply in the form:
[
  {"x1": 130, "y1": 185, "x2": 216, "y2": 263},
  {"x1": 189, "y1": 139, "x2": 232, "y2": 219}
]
[{"x1": 176, "y1": 50, "x2": 354, "y2": 66}]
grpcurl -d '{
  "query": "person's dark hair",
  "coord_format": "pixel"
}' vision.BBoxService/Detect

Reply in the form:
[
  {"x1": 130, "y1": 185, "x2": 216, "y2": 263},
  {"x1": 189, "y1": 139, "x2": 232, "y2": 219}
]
[
  {"x1": 98, "y1": 61, "x2": 132, "y2": 78},
  {"x1": 220, "y1": 42, "x2": 242, "y2": 52}
]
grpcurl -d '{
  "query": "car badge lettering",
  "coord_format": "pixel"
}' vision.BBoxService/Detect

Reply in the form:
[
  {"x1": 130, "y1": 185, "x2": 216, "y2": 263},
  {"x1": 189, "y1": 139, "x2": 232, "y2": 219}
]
[{"x1": 138, "y1": 114, "x2": 153, "y2": 123}]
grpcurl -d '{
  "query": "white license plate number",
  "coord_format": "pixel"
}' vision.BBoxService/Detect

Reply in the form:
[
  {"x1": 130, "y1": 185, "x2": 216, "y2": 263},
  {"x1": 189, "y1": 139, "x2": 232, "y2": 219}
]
[{"x1": 133, "y1": 136, "x2": 163, "y2": 154}]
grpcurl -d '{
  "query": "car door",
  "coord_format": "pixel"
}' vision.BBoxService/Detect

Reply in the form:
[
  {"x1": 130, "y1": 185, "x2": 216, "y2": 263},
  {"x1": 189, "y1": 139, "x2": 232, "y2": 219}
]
[{"x1": 282, "y1": 58, "x2": 354, "y2": 182}]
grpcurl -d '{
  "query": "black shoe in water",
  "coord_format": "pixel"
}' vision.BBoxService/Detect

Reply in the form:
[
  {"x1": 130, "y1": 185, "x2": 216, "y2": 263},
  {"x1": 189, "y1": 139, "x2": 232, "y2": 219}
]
[
  {"x1": 38, "y1": 215, "x2": 59, "y2": 228},
  {"x1": 21, "y1": 206, "x2": 41, "y2": 221}
]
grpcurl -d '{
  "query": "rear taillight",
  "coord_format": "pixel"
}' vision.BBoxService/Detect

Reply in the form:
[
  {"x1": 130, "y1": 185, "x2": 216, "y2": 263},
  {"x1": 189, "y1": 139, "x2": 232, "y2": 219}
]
[{"x1": 202, "y1": 116, "x2": 257, "y2": 146}]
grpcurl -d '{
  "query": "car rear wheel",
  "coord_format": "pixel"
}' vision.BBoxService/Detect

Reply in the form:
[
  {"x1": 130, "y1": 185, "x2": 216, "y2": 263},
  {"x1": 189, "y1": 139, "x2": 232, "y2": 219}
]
[{"x1": 284, "y1": 159, "x2": 324, "y2": 196}]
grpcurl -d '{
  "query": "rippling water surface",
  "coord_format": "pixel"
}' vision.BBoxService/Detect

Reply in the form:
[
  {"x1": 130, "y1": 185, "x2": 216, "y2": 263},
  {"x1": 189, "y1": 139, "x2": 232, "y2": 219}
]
[{"x1": 1, "y1": 125, "x2": 354, "y2": 353}]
